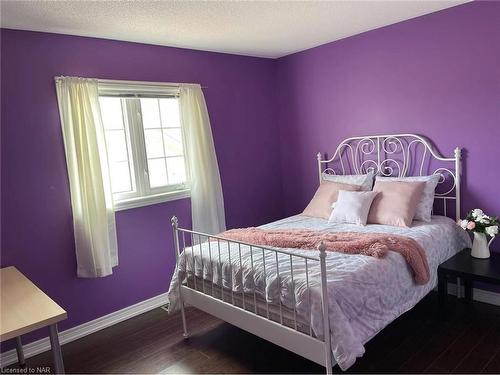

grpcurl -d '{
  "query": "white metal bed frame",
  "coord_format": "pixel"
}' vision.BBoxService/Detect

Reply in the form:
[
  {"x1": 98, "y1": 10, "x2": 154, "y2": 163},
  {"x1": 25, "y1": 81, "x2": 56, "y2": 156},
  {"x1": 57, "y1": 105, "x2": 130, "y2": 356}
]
[{"x1": 171, "y1": 134, "x2": 461, "y2": 374}]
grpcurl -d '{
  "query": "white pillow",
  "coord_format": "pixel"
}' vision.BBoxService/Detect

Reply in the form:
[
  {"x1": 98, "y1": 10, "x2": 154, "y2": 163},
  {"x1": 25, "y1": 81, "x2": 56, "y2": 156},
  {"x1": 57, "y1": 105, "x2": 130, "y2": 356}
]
[
  {"x1": 322, "y1": 172, "x2": 375, "y2": 191},
  {"x1": 328, "y1": 190, "x2": 379, "y2": 226},
  {"x1": 375, "y1": 174, "x2": 440, "y2": 222}
]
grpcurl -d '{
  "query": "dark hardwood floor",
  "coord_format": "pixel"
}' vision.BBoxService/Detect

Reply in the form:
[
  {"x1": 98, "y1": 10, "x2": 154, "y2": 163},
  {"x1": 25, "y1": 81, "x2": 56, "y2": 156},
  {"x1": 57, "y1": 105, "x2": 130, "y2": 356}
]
[{"x1": 6, "y1": 292, "x2": 500, "y2": 374}]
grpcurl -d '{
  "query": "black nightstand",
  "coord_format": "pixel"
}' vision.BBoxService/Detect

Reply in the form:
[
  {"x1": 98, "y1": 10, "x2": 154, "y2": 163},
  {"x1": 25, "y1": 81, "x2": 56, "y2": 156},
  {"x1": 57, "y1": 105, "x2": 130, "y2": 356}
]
[{"x1": 438, "y1": 248, "x2": 500, "y2": 305}]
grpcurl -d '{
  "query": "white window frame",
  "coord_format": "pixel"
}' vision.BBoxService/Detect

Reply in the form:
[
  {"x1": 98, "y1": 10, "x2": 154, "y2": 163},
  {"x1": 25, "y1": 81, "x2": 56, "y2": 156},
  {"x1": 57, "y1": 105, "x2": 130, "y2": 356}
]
[{"x1": 98, "y1": 80, "x2": 190, "y2": 211}]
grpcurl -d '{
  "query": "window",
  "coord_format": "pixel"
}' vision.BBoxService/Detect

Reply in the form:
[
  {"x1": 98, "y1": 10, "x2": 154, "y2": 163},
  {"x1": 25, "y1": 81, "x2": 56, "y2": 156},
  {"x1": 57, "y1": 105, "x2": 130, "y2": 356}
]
[{"x1": 98, "y1": 83, "x2": 189, "y2": 210}]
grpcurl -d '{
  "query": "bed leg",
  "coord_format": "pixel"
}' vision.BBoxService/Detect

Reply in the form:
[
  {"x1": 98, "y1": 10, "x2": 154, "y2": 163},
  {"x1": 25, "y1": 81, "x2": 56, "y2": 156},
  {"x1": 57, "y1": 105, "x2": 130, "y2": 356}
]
[
  {"x1": 319, "y1": 242, "x2": 333, "y2": 374},
  {"x1": 172, "y1": 216, "x2": 189, "y2": 339},
  {"x1": 180, "y1": 299, "x2": 189, "y2": 338}
]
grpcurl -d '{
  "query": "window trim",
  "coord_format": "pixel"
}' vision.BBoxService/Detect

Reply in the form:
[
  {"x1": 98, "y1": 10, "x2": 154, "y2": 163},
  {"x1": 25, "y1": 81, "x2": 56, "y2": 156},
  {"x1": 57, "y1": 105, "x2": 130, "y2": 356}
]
[
  {"x1": 98, "y1": 80, "x2": 190, "y2": 211},
  {"x1": 113, "y1": 188, "x2": 191, "y2": 211}
]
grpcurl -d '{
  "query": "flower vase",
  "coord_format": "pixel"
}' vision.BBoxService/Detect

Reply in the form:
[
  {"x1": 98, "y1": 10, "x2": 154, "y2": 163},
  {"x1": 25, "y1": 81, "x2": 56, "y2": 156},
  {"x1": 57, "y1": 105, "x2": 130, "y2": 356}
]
[{"x1": 471, "y1": 232, "x2": 493, "y2": 259}]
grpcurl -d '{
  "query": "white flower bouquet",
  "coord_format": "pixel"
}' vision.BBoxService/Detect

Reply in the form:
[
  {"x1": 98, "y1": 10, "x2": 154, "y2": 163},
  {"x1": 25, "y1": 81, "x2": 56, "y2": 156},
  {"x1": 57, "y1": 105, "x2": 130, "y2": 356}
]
[
  {"x1": 459, "y1": 209, "x2": 498, "y2": 258},
  {"x1": 459, "y1": 209, "x2": 499, "y2": 238}
]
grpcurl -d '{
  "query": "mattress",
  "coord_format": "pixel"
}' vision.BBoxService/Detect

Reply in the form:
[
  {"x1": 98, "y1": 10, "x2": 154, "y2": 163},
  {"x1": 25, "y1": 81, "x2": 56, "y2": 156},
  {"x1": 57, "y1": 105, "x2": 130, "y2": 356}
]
[{"x1": 168, "y1": 215, "x2": 470, "y2": 370}]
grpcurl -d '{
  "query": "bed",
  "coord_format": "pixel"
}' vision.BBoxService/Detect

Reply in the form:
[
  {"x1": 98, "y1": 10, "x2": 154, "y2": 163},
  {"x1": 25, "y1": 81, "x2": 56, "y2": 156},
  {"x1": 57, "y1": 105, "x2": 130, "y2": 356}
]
[{"x1": 167, "y1": 134, "x2": 470, "y2": 373}]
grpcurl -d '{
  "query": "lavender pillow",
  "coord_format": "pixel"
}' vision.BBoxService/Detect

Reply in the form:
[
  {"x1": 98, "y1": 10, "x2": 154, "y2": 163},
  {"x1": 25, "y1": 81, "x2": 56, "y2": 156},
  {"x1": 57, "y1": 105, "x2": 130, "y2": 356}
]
[
  {"x1": 322, "y1": 172, "x2": 375, "y2": 191},
  {"x1": 302, "y1": 181, "x2": 361, "y2": 219},
  {"x1": 328, "y1": 190, "x2": 379, "y2": 226},
  {"x1": 367, "y1": 181, "x2": 426, "y2": 227}
]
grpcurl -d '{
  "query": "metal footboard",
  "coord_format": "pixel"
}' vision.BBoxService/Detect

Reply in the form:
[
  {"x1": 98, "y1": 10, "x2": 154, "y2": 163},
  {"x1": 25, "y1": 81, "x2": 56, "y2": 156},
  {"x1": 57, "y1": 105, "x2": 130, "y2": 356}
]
[{"x1": 171, "y1": 216, "x2": 333, "y2": 373}]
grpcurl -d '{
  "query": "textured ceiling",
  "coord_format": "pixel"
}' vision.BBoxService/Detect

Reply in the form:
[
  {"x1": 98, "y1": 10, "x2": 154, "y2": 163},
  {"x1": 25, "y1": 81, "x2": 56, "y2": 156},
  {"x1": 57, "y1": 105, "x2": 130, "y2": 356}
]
[{"x1": 0, "y1": 1, "x2": 469, "y2": 58}]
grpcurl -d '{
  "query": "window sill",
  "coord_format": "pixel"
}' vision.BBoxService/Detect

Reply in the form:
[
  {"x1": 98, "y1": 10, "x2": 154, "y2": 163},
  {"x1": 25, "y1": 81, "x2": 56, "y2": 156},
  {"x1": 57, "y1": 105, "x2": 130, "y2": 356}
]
[{"x1": 113, "y1": 189, "x2": 190, "y2": 211}]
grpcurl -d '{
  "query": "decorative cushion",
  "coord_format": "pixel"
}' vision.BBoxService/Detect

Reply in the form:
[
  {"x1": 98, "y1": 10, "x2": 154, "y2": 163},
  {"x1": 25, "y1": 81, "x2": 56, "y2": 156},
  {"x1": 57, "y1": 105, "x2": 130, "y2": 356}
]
[
  {"x1": 322, "y1": 172, "x2": 375, "y2": 191},
  {"x1": 328, "y1": 190, "x2": 379, "y2": 226},
  {"x1": 302, "y1": 181, "x2": 361, "y2": 219},
  {"x1": 376, "y1": 175, "x2": 440, "y2": 222},
  {"x1": 367, "y1": 181, "x2": 426, "y2": 227}
]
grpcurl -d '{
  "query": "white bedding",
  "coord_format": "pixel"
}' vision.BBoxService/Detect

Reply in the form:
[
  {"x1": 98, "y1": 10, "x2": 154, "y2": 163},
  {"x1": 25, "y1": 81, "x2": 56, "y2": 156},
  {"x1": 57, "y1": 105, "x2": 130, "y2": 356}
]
[{"x1": 167, "y1": 215, "x2": 470, "y2": 370}]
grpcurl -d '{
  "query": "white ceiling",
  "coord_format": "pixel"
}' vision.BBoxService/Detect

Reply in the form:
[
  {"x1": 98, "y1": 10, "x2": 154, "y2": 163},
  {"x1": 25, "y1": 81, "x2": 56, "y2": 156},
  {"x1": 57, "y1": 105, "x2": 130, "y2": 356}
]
[{"x1": 0, "y1": 0, "x2": 469, "y2": 59}]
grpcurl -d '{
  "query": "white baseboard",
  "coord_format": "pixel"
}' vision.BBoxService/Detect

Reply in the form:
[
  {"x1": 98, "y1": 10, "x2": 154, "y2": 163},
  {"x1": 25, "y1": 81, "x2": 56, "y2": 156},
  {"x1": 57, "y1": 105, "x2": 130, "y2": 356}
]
[
  {"x1": 447, "y1": 282, "x2": 500, "y2": 306},
  {"x1": 0, "y1": 292, "x2": 168, "y2": 368}
]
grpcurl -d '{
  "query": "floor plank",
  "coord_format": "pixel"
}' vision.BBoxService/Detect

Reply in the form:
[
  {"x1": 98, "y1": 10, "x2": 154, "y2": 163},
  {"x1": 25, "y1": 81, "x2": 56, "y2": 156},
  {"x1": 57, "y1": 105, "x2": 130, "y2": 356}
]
[
  {"x1": 454, "y1": 314, "x2": 500, "y2": 373},
  {"x1": 482, "y1": 348, "x2": 500, "y2": 373},
  {"x1": 425, "y1": 311, "x2": 492, "y2": 373}
]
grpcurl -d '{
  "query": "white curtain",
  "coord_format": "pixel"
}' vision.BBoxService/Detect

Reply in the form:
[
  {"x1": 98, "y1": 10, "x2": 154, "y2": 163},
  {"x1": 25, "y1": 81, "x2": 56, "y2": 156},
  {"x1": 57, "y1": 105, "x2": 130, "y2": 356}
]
[
  {"x1": 180, "y1": 84, "x2": 226, "y2": 234},
  {"x1": 55, "y1": 77, "x2": 118, "y2": 277}
]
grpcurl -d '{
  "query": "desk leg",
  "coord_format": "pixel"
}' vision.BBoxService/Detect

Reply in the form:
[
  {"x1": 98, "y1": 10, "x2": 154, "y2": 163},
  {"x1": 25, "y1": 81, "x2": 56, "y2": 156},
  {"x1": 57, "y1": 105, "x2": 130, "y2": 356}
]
[
  {"x1": 15, "y1": 336, "x2": 26, "y2": 368},
  {"x1": 49, "y1": 324, "x2": 64, "y2": 374}
]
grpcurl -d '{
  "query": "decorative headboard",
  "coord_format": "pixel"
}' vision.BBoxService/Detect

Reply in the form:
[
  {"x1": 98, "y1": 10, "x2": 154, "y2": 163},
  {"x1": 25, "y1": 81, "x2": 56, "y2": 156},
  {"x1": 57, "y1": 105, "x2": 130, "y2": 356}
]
[{"x1": 317, "y1": 134, "x2": 461, "y2": 221}]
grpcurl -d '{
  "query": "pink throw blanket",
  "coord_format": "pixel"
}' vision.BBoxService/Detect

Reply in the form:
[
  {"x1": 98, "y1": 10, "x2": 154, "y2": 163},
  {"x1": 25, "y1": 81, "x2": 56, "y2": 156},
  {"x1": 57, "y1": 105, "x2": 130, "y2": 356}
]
[{"x1": 218, "y1": 228, "x2": 430, "y2": 284}]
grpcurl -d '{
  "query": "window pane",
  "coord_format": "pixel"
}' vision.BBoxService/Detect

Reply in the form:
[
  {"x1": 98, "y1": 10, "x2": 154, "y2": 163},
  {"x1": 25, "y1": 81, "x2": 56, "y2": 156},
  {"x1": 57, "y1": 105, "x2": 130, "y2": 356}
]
[
  {"x1": 140, "y1": 98, "x2": 161, "y2": 128},
  {"x1": 99, "y1": 92, "x2": 187, "y2": 200},
  {"x1": 110, "y1": 161, "x2": 132, "y2": 193},
  {"x1": 163, "y1": 128, "x2": 183, "y2": 157},
  {"x1": 105, "y1": 130, "x2": 128, "y2": 162},
  {"x1": 148, "y1": 158, "x2": 168, "y2": 188},
  {"x1": 99, "y1": 97, "x2": 124, "y2": 130},
  {"x1": 144, "y1": 129, "x2": 164, "y2": 158},
  {"x1": 167, "y1": 157, "x2": 187, "y2": 184},
  {"x1": 160, "y1": 98, "x2": 180, "y2": 127}
]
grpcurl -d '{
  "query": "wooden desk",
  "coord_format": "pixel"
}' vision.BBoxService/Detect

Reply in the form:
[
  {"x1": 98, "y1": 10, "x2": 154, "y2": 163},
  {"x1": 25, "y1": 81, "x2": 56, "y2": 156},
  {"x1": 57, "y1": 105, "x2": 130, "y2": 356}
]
[{"x1": 1, "y1": 266, "x2": 67, "y2": 373}]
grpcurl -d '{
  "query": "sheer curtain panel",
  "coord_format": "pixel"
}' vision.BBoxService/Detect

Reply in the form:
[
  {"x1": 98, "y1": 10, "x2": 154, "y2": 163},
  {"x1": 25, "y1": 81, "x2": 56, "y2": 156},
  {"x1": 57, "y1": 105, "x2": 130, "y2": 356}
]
[
  {"x1": 55, "y1": 77, "x2": 118, "y2": 277},
  {"x1": 180, "y1": 84, "x2": 226, "y2": 234}
]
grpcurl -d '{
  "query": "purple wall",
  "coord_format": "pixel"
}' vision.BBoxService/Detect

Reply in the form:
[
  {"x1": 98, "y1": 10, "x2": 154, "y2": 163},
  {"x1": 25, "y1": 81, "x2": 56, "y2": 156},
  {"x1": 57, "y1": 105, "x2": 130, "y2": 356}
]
[
  {"x1": 276, "y1": 1, "x2": 500, "y2": 252},
  {"x1": 0, "y1": 29, "x2": 283, "y2": 347}
]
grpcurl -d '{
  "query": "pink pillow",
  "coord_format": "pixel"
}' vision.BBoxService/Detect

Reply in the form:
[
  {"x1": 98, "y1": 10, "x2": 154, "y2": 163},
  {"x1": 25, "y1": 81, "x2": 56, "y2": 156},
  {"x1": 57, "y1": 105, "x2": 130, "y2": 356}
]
[
  {"x1": 367, "y1": 181, "x2": 426, "y2": 227},
  {"x1": 303, "y1": 181, "x2": 361, "y2": 219}
]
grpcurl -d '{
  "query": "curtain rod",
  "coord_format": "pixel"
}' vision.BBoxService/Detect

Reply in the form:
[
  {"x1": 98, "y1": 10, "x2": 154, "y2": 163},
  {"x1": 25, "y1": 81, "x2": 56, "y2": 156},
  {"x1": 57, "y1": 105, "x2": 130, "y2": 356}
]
[{"x1": 54, "y1": 76, "x2": 208, "y2": 89}]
